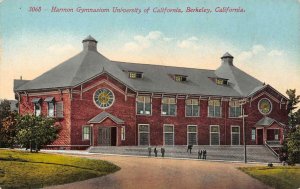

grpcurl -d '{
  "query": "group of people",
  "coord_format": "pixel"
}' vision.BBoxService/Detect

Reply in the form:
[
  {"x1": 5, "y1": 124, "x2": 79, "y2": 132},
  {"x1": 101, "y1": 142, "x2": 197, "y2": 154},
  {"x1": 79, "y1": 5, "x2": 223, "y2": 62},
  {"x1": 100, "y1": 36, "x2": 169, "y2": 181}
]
[
  {"x1": 148, "y1": 147, "x2": 165, "y2": 157},
  {"x1": 197, "y1": 149, "x2": 207, "y2": 159}
]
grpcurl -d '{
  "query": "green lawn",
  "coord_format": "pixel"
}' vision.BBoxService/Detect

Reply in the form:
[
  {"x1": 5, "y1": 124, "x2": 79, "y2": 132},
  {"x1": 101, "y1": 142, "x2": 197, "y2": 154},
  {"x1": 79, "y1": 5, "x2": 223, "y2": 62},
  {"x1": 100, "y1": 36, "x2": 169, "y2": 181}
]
[
  {"x1": 239, "y1": 166, "x2": 300, "y2": 189},
  {"x1": 0, "y1": 149, "x2": 120, "y2": 188}
]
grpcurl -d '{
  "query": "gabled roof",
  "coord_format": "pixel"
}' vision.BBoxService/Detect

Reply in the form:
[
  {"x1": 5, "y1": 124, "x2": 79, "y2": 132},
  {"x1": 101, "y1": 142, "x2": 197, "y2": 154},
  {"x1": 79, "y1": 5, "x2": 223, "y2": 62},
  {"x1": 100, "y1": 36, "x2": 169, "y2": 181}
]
[
  {"x1": 14, "y1": 36, "x2": 267, "y2": 98},
  {"x1": 88, "y1": 111, "x2": 124, "y2": 124},
  {"x1": 255, "y1": 116, "x2": 285, "y2": 127}
]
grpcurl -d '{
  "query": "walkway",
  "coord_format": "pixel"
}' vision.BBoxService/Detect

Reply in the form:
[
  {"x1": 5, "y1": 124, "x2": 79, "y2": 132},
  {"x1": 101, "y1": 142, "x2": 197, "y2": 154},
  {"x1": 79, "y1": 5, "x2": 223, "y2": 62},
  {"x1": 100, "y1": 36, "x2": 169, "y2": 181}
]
[{"x1": 47, "y1": 154, "x2": 272, "y2": 189}]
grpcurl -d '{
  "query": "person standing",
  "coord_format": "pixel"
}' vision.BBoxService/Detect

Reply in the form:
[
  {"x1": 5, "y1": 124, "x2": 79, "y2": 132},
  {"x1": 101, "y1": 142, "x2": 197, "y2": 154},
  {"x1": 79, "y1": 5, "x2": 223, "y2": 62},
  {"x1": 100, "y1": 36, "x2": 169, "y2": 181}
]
[
  {"x1": 203, "y1": 150, "x2": 207, "y2": 160},
  {"x1": 148, "y1": 147, "x2": 151, "y2": 157},
  {"x1": 154, "y1": 147, "x2": 158, "y2": 157},
  {"x1": 161, "y1": 147, "x2": 165, "y2": 158},
  {"x1": 198, "y1": 150, "x2": 202, "y2": 159}
]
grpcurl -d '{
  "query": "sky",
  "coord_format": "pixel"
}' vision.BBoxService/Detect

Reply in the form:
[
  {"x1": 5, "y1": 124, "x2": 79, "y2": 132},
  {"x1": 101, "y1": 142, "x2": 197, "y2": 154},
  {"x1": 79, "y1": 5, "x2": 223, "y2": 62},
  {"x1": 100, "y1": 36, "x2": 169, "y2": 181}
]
[{"x1": 0, "y1": 0, "x2": 300, "y2": 100}]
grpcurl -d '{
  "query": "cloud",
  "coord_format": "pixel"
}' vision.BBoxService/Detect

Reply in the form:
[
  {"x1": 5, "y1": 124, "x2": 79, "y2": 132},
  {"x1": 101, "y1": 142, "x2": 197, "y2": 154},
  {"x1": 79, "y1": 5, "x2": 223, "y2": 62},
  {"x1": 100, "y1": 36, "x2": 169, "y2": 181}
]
[
  {"x1": 237, "y1": 44, "x2": 284, "y2": 61},
  {"x1": 123, "y1": 31, "x2": 166, "y2": 52},
  {"x1": 268, "y1": 50, "x2": 284, "y2": 56},
  {"x1": 177, "y1": 36, "x2": 199, "y2": 49},
  {"x1": 47, "y1": 44, "x2": 77, "y2": 55}
]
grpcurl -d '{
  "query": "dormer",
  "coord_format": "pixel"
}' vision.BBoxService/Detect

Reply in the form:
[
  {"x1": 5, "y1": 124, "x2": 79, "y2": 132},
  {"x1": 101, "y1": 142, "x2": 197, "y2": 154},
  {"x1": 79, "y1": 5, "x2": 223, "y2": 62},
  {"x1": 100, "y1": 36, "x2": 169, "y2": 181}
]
[
  {"x1": 128, "y1": 71, "x2": 143, "y2": 79},
  {"x1": 215, "y1": 77, "x2": 229, "y2": 85},
  {"x1": 173, "y1": 74, "x2": 188, "y2": 82}
]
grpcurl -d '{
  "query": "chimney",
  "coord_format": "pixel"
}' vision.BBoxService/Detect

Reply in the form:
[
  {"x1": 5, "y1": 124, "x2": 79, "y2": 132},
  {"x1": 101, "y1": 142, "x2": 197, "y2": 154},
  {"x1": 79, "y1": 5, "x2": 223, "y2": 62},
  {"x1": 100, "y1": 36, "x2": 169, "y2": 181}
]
[
  {"x1": 82, "y1": 35, "x2": 98, "y2": 51},
  {"x1": 221, "y1": 52, "x2": 234, "y2": 66}
]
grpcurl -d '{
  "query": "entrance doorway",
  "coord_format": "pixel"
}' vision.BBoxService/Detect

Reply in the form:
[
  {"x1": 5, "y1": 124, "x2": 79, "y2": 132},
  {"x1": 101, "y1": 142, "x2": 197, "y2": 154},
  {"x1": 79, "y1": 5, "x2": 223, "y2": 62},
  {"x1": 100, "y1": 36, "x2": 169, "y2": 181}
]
[
  {"x1": 257, "y1": 129, "x2": 263, "y2": 145},
  {"x1": 98, "y1": 127, "x2": 117, "y2": 146}
]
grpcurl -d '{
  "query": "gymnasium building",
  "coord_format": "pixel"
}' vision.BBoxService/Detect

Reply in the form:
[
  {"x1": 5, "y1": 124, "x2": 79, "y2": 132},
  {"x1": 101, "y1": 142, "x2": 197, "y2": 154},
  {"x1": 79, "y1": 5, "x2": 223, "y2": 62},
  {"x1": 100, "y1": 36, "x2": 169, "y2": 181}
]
[{"x1": 13, "y1": 36, "x2": 288, "y2": 149}]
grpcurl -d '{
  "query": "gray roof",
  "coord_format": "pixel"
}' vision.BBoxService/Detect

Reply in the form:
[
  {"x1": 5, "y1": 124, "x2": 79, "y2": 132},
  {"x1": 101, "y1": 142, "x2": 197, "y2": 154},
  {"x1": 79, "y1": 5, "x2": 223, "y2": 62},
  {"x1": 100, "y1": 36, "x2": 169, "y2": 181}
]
[
  {"x1": 88, "y1": 111, "x2": 124, "y2": 124},
  {"x1": 14, "y1": 36, "x2": 267, "y2": 97},
  {"x1": 255, "y1": 116, "x2": 284, "y2": 127},
  {"x1": 14, "y1": 79, "x2": 30, "y2": 91}
]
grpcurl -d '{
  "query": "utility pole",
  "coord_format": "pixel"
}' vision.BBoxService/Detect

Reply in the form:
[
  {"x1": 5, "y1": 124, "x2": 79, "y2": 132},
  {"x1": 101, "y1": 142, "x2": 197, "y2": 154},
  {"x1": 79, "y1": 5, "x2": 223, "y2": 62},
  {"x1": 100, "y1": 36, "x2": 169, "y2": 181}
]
[{"x1": 240, "y1": 99, "x2": 248, "y2": 163}]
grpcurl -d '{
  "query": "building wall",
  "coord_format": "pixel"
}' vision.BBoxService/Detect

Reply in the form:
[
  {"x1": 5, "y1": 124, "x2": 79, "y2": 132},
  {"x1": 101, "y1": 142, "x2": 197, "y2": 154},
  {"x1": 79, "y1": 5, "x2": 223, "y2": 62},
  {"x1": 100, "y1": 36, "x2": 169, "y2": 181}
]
[{"x1": 18, "y1": 76, "x2": 288, "y2": 147}]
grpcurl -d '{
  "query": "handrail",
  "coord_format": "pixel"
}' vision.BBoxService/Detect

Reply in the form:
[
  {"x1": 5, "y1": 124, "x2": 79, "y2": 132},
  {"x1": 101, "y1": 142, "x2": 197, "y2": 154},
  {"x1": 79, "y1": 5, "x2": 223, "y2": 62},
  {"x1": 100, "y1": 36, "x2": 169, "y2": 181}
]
[{"x1": 264, "y1": 141, "x2": 279, "y2": 158}]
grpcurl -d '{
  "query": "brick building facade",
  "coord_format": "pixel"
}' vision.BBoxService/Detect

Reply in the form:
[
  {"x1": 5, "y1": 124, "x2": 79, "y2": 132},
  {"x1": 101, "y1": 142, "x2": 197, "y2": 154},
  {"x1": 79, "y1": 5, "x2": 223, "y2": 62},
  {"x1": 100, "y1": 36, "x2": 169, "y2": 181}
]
[{"x1": 14, "y1": 36, "x2": 288, "y2": 149}]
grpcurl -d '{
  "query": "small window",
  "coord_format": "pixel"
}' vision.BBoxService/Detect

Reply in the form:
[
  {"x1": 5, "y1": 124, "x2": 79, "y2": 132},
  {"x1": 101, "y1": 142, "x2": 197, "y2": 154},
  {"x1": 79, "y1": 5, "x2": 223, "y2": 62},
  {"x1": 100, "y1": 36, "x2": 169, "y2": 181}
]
[
  {"x1": 164, "y1": 125, "x2": 174, "y2": 145},
  {"x1": 34, "y1": 103, "x2": 41, "y2": 116},
  {"x1": 129, "y1": 72, "x2": 143, "y2": 79},
  {"x1": 82, "y1": 126, "x2": 91, "y2": 140},
  {"x1": 186, "y1": 99, "x2": 199, "y2": 117},
  {"x1": 162, "y1": 97, "x2": 176, "y2": 116},
  {"x1": 210, "y1": 125, "x2": 220, "y2": 145},
  {"x1": 136, "y1": 96, "x2": 151, "y2": 115},
  {"x1": 48, "y1": 102, "x2": 55, "y2": 117},
  {"x1": 174, "y1": 75, "x2": 187, "y2": 82},
  {"x1": 215, "y1": 78, "x2": 228, "y2": 85},
  {"x1": 251, "y1": 128, "x2": 256, "y2": 141},
  {"x1": 229, "y1": 101, "x2": 242, "y2": 118},
  {"x1": 121, "y1": 126, "x2": 125, "y2": 141},
  {"x1": 187, "y1": 125, "x2": 197, "y2": 145},
  {"x1": 208, "y1": 99, "x2": 221, "y2": 117}
]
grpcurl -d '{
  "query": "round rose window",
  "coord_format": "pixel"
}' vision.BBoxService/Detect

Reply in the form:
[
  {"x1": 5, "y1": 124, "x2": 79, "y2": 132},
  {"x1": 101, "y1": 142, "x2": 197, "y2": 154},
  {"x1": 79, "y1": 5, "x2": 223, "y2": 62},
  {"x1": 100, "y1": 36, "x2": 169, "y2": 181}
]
[
  {"x1": 93, "y1": 88, "x2": 114, "y2": 109},
  {"x1": 258, "y1": 98, "x2": 272, "y2": 115}
]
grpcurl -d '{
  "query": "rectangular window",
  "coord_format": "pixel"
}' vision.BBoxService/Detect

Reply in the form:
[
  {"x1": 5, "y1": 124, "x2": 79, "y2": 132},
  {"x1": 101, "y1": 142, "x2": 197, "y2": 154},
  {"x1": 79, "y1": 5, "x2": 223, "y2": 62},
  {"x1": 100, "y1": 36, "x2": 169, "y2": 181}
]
[
  {"x1": 251, "y1": 128, "x2": 256, "y2": 141},
  {"x1": 186, "y1": 99, "x2": 199, "y2": 117},
  {"x1": 121, "y1": 126, "x2": 125, "y2": 141},
  {"x1": 229, "y1": 101, "x2": 242, "y2": 118},
  {"x1": 34, "y1": 103, "x2": 41, "y2": 116},
  {"x1": 187, "y1": 125, "x2": 197, "y2": 145},
  {"x1": 82, "y1": 126, "x2": 91, "y2": 140},
  {"x1": 162, "y1": 97, "x2": 176, "y2": 116},
  {"x1": 231, "y1": 126, "x2": 240, "y2": 145},
  {"x1": 210, "y1": 125, "x2": 220, "y2": 145},
  {"x1": 164, "y1": 125, "x2": 174, "y2": 145},
  {"x1": 55, "y1": 101, "x2": 64, "y2": 118},
  {"x1": 274, "y1": 129, "x2": 279, "y2": 140},
  {"x1": 138, "y1": 124, "x2": 150, "y2": 146},
  {"x1": 208, "y1": 100, "x2": 221, "y2": 117},
  {"x1": 48, "y1": 102, "x2": 55, "y2": 117},
  {"x1": 129, "y1": 72, "x2": 143, "y2": 79},
  {"x1": 174, "y1": 75, "x2": 187, "y2": 82},
  {"x1": 136, "y1": 96, "x2": 151, "y2": 115}
]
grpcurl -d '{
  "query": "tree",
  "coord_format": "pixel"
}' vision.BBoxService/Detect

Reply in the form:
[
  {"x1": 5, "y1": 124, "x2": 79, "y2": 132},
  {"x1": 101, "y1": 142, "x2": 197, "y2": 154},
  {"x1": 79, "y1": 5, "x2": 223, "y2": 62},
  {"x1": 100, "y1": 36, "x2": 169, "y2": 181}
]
[
  {"x1": 0, "y1": 100, "x2": 11, "y2": 128},
  {"x1": 16, "y1": 115, "x2": 60, "y2": 152},
  {"x1": 286, "y1": 89, "x2": 300, "y2": 132},
  {"x1": 0, "y1": 99, "x2": 14, "y2": 147},
  {"x1": 1, "y1": 111, "x2": 18, "y2": 148},
  {"x1": 286, "y1": 127, "x2": 300, "y2": 164}
]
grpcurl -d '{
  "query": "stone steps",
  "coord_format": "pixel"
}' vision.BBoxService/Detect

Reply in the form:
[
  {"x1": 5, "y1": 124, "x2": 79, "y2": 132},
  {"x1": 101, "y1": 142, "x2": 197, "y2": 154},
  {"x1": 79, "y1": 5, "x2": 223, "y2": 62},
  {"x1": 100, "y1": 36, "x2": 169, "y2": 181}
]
[{"x1": 88, "y1": 145, "x2": 279, "y2": 163}]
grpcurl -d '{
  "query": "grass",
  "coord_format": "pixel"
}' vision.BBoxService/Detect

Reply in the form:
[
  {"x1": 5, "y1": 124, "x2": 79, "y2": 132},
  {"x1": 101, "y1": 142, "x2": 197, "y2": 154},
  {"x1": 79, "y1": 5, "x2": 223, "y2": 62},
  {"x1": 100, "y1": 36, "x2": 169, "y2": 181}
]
[
  {"x1": 0, "y1": 149, "x2": 120, "y2": 189},
  {"x1": 239, "y1": 166, "x2": 300, "y2": 189}
]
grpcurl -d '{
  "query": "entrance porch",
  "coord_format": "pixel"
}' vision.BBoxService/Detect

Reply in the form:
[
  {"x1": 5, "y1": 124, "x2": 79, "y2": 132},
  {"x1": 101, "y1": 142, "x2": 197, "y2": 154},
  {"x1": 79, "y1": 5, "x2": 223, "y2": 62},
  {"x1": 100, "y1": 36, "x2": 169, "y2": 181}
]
[{"x1": 255, "y1": 116, "x2": 284, "y2": 146}]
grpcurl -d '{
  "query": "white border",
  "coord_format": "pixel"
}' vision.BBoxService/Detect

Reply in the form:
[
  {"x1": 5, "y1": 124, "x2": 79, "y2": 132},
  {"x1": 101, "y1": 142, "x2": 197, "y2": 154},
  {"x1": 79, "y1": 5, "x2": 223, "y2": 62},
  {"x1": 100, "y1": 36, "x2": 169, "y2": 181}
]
[
  {"x1": 93, "y1": 88, "x2": 115, "y2": 109},
  {"x1": 138, "y1": 124, "x2": 150, "y2": 146},
  {"x1": 231, "y1": 125, "x2": 240, "y2": 145},
  {"x1": 210, "y1": 125, "x2": 220, "y2": 145},
  {"x1": 163, "y1": 124, "x2": 174, "y2": 146},
  {"x1": 258, "y1": 98, "x2": 272, "y2": 115},
  {"x1": 187, "y1": 125, "x2": 198, "y2": 145}
]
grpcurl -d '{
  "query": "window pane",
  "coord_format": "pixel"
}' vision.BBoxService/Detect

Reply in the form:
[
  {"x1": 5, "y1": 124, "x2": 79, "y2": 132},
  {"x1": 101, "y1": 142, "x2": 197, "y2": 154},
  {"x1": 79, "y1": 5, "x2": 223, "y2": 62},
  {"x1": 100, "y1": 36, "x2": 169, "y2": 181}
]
[
  {"x1": 137, "y1": 96, "x2": 144, "y2": 102},
  {"x1": 211, "y1": 126, "x2": 219, "y2": 132},
  {"x1": 232, "y1": 133, "x2": 239, "y2": 145},
  {"x1": 139, "y1": 125, "x2": 149, "y2": 132},
  {"x1": 145, "y1": 103, "x2": 151, "y2": 114},
  {"x1": 214, "y1": 100, "x2": 221, "y2": 106},
  {"x1": 236, "y1": 107, "x2": 242, "y2": 117},
  {"x1": 188, "y1": 133, "x2": 197, "y2": 145},
  {"x1": 215, "y1": 107, "x2": 221, "y2": 117},
  {"x1": 48, "y1": 103, "x2": 54, "y2": 117},
  {"x1": 211, "y1": 133, "x2": 219, "y2": 145},
  {"x1": 162, "y1": 98, "x2": 168, "y2": 104},
  {"x1": 251, "y1": 129, "x2": 256, "y2": 140},
  {"x1": 208, "y1": 100, "x2": 214, "y2": 106},
  {"x1": 208, "y1": 106, "x2": 214, "y2": 117},
  {"x1": 139, "y1": 133, "x2": 149, "y2": 145},
  {"x1": 164, "y1": 125, "x2": 174, "y2": 132},
  {"x1": 188, "y1": 126, "x2": 197, "y2": 132},
  {"x1": 192, "y1": 105, "x2": 199, "y2": 116},
  {"x1": 192, "y1": 99, "x2": 199, "y2": 105},
  {"x1": 137, "y1": 102, "x2": 144, "y2": 114},
  {"x1": 164, "y1": 133, "x2": 174, "y2": 145},
  {"x1": 169, "y1": 98, "x2": 176, "y2": 104},
  {"x1": 186, "y1": 105, "x2": 192, "y2": 116},
  {"x1": 229, "y1": 107, "x2": 235, "y2": 117},
  {"x1": 162, "y1": 104, "x2": 168, "y2": 115},
  {"x1": 169, "y1": 104, "x2": 176, "y2": 115},
  {"x1": 232, "y1": 127, "x2": 239, "y2": 133},
  {"x1": 144, "y1": 96, "x2": 151, "y2": 103},
  {"x1": 186, "y1": 99, "x2": 192, "y2": 105}
]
